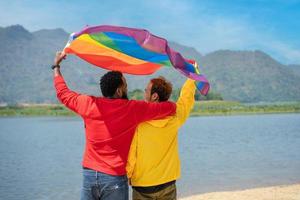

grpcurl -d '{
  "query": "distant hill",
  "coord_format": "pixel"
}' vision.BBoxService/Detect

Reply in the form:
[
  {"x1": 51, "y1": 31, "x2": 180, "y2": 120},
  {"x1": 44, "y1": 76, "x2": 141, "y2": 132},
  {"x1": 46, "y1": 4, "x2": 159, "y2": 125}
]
[
  {"x1": 200, "y1": 50, "x2": 300, "y2": 102},
  {"x1": 288, "y1": 64, "x2": 300, "y2": 76},
  {"x1": 0, "y1": 25, "x2": 300, "y2": 103}
]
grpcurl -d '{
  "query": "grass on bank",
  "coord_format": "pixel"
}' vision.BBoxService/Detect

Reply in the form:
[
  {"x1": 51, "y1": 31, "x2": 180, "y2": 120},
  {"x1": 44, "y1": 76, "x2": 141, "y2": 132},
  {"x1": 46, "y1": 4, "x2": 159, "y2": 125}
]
[
  {"x1": 1, "y1": 101, "x2": 300, "y2": 117},
  {"x1": 191, "y1": 101, "x2": 300, "y2": 116},
  {"x1": 0, "y1": 105, "x2": 74, "y2": 116}
]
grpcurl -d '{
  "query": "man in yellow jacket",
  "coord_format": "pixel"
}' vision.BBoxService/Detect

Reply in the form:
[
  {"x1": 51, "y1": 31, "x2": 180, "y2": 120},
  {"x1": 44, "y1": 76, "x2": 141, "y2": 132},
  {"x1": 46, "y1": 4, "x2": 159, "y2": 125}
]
[{"x1": 126, "y1": 76, "x2": 196, "y2": 200}]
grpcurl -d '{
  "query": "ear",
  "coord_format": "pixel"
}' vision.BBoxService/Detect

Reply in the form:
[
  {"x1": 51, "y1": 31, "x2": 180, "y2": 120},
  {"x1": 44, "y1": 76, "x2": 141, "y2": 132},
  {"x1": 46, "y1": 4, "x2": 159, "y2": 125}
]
[
  {"x1": 151, "y1": 93, "x2": 159, "y2": 102},
  {"x1": 116, "y1": 88, "x2": 122, "y2": 97}
]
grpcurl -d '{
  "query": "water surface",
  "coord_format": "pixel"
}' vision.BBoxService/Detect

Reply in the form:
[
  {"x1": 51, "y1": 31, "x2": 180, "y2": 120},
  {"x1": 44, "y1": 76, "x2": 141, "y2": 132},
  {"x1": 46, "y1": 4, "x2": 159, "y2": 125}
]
[{"x1": 0, "y1": 114, "x2": 299, "y2": 199}]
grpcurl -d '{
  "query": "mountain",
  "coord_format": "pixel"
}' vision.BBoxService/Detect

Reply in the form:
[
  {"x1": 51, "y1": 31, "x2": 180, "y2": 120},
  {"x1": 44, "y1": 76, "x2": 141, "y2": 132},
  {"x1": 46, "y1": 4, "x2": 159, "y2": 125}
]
[
  {"x1": 200, "y1": 50, "x2": 300, "y2": 102},
  {"x1": 0, "y1": 25, "x2": 300, "y2": 103},
  {"x1": 169, "y1": 42, "x2": 203, "y2": 61},
  {"x1": 288, "y1": 64, "x2": 300, "y2": 76}
]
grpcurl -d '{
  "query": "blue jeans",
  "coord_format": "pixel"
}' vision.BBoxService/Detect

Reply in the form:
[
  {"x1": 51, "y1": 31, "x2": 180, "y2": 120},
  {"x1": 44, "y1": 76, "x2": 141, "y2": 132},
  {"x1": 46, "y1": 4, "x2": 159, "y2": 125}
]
[{"x1": 80, "y1": 168, "x2": 128, "y2": 200}]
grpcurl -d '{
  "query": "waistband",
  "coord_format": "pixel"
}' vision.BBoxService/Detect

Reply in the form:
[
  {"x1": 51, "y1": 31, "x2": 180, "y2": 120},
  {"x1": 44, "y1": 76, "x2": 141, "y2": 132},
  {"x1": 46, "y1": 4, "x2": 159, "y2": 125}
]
[{"x1": 132, "y1": 180, "x2": 176, "y2": 194}]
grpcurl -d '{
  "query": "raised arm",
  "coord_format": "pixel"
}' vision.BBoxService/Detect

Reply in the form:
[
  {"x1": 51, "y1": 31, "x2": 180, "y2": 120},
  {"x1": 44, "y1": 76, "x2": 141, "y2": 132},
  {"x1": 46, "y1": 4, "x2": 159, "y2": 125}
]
[
  {"x1": 176, "y1": 79, "x2": 196, "y2": 126},
  {"x1": 53, "y1": 52, "x2": 98, "y2": 117}
]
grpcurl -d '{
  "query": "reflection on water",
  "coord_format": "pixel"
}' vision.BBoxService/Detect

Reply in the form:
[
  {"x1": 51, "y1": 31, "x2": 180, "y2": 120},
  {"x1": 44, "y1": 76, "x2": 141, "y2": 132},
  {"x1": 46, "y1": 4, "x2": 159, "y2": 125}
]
[{"x1": 0, "y1": 114, "x2": 300, "y2": 199}]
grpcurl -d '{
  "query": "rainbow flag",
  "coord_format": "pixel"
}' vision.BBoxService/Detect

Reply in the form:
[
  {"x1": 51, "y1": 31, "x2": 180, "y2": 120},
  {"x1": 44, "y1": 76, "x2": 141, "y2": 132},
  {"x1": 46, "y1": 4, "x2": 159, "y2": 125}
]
[{"x1": 64, "y1": 25, "x2": 210, "y2": 95}]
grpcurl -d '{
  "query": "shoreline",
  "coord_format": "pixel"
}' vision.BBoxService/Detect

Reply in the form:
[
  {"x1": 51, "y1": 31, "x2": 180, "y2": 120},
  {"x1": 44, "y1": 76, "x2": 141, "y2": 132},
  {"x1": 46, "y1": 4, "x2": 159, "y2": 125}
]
[
  {"x1": 179, "y1": 184, "x2": 300, "y2": 200},
  {"x1": 1, "y1": 101, "x2": 300, "y2": 116}
]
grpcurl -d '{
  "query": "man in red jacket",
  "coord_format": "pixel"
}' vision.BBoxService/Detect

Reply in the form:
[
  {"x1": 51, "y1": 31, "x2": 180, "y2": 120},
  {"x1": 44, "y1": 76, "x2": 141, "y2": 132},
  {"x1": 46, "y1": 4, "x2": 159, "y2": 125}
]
[{"x1": 52, "y1": 52, "x2": 176, "y2": 200}]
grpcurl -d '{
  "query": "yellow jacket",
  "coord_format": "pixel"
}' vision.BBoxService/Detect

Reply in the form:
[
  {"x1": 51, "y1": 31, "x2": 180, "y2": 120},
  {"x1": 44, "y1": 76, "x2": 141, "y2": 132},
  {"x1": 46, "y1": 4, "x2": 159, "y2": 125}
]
[{"x1": 126, "y1": 79, "x2": 196, "y2": 186}]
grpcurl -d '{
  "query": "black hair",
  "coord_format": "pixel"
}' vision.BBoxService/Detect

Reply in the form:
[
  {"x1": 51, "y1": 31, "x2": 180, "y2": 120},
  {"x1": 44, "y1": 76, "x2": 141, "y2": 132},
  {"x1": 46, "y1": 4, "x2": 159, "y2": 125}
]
[{"x1": 100, "y1": 71, "x2": 123, "y2": 97}]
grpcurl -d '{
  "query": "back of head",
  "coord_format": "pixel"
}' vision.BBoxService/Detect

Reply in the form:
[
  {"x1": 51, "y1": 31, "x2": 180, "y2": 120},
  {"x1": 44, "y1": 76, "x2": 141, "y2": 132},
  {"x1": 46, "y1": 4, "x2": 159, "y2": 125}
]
[
  {"x1": 100, "y1": 71, "x2": 123, "y2": 97},
  {"x1": 150, "y1": 76, "x2": 172, "y2": 102}
]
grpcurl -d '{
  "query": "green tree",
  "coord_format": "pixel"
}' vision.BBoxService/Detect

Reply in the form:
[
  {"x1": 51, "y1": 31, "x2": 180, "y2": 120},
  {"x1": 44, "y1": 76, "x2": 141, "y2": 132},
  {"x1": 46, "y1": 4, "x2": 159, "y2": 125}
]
[
  {"x1": 128, "y1": 89, "x2": 144, "y2": 100},
  {"x1": 196, "y1": 91, "x2": 223, "y2": 101},
  {"x1": 170, "y1": 88, "x2": 181, "y2": 101}
]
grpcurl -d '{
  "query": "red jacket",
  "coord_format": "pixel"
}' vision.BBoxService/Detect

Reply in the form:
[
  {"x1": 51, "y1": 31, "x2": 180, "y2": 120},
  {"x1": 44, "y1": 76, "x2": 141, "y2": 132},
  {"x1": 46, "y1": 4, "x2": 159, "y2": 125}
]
[{"x1": 54, "y1": 75, "x2": 176, "y2": 175}]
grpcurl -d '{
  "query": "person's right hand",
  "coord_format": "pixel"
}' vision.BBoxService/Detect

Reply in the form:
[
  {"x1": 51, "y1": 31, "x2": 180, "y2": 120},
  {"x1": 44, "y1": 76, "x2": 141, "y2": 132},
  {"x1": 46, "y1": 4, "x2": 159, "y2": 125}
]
[{"x1": 54, "y1": 51, "x2": 66, "y2": 66}]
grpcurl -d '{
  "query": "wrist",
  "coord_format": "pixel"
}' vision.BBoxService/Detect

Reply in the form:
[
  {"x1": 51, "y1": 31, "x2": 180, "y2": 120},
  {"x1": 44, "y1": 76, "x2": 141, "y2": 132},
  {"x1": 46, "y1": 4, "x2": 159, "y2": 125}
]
[
  {"x1": 53, "y1": 66, "x2": 62, "y2": 77},
  {"x1": 51, "y1": 64, "x2": 60, "y2": 70}
]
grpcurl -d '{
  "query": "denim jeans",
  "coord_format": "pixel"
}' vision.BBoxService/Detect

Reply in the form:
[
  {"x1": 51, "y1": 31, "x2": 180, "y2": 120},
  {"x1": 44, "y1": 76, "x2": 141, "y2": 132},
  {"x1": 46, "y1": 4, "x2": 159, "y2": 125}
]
[{"x1": 80, "y1": 168, "x2": 129, "y2": 200}]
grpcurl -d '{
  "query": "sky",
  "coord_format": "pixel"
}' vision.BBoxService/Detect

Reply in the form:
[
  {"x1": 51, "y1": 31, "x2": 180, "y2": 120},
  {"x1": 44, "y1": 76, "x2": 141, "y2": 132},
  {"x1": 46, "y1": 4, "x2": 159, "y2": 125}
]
[{"x1": 0, "y1": 0, "x2": 300, "y2": 64}]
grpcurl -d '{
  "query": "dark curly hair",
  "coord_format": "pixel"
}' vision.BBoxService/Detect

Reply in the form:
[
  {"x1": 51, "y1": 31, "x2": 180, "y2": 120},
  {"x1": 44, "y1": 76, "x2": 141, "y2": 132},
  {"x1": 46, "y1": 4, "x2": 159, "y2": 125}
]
[
  {"x1": 100, "y1": 71, "x2": 123, "y2": 97},
  {"x1": 150, "y1": 76, "x2": 172, "y2": 102}
]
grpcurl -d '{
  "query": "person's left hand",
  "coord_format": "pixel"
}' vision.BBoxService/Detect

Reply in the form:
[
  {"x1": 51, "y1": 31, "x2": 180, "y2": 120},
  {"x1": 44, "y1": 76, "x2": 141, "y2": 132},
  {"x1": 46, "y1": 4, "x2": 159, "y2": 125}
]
[{"x1": 54, "y1": 51, "x2": 66, "y2": 66}]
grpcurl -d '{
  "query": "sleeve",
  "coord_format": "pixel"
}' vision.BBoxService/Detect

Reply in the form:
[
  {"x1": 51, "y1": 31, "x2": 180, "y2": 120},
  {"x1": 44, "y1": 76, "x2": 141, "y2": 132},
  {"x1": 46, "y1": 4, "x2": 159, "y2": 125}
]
[
  {"x1": 54, "y1": 75, "x2": 98, "y2": 117},
  {"x1": 133, "y1": 100, "x2": 176, "y2": 123},
  {"x1": 176, "y1": 79, "x2": 196, "y2": 127},
  {"x1": 126, "y1": 131, "x2": 139, "y2": 181}
]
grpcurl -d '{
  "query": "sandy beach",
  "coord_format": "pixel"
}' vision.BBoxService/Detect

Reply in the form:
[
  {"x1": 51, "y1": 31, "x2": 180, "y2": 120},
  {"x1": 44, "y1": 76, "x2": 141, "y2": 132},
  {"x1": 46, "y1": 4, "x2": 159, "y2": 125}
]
[{"x1": 179, "y1": 184, "x2": 300, "y2": 200}]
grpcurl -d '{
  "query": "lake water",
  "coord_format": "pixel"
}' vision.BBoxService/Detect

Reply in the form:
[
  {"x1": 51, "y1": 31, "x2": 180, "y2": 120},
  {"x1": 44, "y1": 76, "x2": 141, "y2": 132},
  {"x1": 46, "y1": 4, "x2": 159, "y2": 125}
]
[{"x1": 0, "y1": 114, "x2": 300, "y2": 199}]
